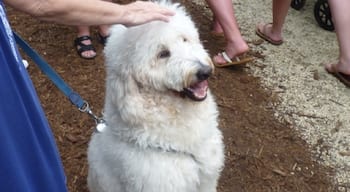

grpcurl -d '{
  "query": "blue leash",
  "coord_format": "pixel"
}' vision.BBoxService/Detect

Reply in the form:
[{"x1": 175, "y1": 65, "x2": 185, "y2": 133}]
[{"x1": 13, "y1": 31, "x2": 105, "y2": 127}]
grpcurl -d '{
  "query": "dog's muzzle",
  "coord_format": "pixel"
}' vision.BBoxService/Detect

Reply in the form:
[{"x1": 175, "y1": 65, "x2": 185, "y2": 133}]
[{"x1": 182, "y1": 65, "x2": 212, "y2": 101}]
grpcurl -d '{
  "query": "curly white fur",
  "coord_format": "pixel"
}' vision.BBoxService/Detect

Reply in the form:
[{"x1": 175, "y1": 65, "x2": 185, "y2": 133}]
[{"x1": 87, "y1": 1, "x2": 224, "y2": 192}]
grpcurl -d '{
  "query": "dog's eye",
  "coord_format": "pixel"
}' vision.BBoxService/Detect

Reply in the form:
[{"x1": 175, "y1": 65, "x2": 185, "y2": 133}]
[
  {"x1": 158, "y1": 49, "x2": 171, "y2": 59},
  {"x1": 183, "y1": 37, "x2": 188, "y2": 42}
]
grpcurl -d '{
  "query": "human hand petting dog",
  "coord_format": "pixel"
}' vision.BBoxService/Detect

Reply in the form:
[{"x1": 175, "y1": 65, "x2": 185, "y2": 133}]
[
  {"x1": 121, "y1": 1, "x2": 175, "y2": 27},
  {"x1": 4, "y1": 0, "x2": 174, "y2": 26}
]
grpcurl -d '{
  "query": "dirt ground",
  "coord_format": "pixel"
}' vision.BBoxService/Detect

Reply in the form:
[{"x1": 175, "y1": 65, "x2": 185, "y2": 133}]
[{"x1": 7, "y1": 1, "x2": 339, "y2": 191}]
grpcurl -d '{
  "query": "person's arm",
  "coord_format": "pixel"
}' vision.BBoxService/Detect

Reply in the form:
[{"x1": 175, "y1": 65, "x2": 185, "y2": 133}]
[{"x1": 4, "y1": 0, "x2": 174, "y2": 26}]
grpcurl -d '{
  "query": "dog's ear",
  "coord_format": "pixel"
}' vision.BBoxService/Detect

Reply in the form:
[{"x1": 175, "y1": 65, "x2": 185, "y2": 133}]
[
  {"x1": 105, "y1": 74, "x2": 147, "y2": 123},
  {"x1": 107, "y1": 74, "x2": 140, "y2": 103}
]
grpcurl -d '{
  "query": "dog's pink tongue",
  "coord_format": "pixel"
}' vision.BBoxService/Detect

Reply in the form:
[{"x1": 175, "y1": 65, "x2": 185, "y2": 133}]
[{"x1": 190, "y1": 80, "x2": 208, "y2": 99}]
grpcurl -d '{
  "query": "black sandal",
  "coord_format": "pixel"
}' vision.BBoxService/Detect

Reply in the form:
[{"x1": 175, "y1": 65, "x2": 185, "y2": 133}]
[
  {"x1": 97, "y1": 33, "x2": 109, "y2": 46},
  {"x1": 74, "y1": 36, "x2": 96, "y2": 59}
]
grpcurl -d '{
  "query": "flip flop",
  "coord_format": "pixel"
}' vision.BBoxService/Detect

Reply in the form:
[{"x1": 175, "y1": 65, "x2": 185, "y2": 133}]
[
  {"x1": 213, "y1": 51, "x2": 254, "y2": 68},
  {"x1": 326, "y1": 64, "x2": 350, "y2": 87},
  {"x1": 255, "y1": 23, "x2": 283, "y2": 46}
]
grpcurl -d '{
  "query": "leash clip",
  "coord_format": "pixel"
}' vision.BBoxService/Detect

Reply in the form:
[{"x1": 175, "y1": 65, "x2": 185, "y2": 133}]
[{"x1": 79, "y1": 101, "x2": 106, "y2": 132}]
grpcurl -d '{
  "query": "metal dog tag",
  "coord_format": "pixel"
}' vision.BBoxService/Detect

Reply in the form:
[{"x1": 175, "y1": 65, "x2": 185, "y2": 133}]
[{"x1": 96, "y1": 122, "x2": 106, "y2": 133}]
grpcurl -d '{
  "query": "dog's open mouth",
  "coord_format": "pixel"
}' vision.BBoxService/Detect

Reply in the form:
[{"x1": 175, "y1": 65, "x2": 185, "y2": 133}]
[{"x1": 182, "y1": 80, "x2": 208, "y2": 101}]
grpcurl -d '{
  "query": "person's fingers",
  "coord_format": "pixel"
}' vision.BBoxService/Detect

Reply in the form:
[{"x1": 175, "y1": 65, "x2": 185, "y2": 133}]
[
  {"x1": 124, "y1": 12, "x2": 174, "y2": 26},
  {"x1": 157, "y1": 7, "x2": 175, "y2": 17},
  {"x1": 150, "y1": 13, "x2": 172, "y2": 22},
  {"x1": 122, "y1": 1, "x2": 175, "y2": 26}
]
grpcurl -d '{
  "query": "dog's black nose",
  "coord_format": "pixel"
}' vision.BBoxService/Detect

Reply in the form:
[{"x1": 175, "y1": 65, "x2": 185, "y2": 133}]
[{"x1": 196, "y1": 65, "x2": 212, "y2": 81}]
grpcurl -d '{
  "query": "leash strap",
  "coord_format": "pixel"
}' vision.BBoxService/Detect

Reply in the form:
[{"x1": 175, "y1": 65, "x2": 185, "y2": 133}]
[
  {"x1": 13, "y1": 31, "x2": 106, "y2": 129},
  {"x1": 13, "y1": 32, "x2": 86, "y2": 109}
]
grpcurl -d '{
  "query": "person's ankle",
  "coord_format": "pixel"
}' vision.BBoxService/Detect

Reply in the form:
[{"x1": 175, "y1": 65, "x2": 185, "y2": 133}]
[
  {"x1": 77, "y1": 33, "x2": 90, "y2": 38},
  {"x1": 338, "y1": 58, "x2": 350, "y2": 74},
  {"x1": 225, "y1": 44, "x2": 248, "y2": 58},
  {"x1": 211, "y1": 21, "x2": 223, "y2": 33},
  {"x1": 261, "y1": 23, "x2": 282, "y2": 41}
]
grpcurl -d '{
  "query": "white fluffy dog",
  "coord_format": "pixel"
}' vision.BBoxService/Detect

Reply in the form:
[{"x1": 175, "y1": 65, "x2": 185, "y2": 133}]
[{"x1": 87, "y1": 1, "x2": 224, "y2": 192}]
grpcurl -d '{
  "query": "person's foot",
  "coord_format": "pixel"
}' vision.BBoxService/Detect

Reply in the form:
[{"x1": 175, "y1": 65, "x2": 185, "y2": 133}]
[
  {"x1": 97, "y1": 28, "x2": 110, "y2": 46},
  {"x1": 97, "y1": 33, "x2": 109, "y2": 46},
  {"x1": 74, "y1": 35, "x2": 96, "y2": 59},
  {"x1": 213, "y1": 51, "x2": 254, "y2": 68},
  {"x1": 256, "y1": 23, "x2": 283, "y2": 45},
  {"x1": 325, "y1": 62, "x2": 350, "y2": 74},
  {"x1": 213, "y1": 39, "x2": 250, "y2": 66},
  {"x1": 325, "y1": 62, "x2": 350, "y2": 87}
]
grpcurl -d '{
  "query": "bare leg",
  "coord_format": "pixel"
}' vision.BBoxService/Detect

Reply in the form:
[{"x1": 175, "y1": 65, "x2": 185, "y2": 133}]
[
  {"x1": 325, "y1": 0, "x2": 350, "y2": 75},
  {"x1": 76, "y1": 26, "x2": 96, "y2": 59},
  {"x1": 97, "y1": 24, "x2": 110, "y2": 45},
  {"x1": 98, "y1": 25, "x2": 110, "y2": 37},
  {"x1": 256, "y1": 0, "x2": 292, "y2": 43},
  {"x1": 211, "y1": 16, "x2": 223, "y2": 34},
  {"x1": 206, "y1": 0, "x2": 249, "y2": 65},
  {"x1": 98, "y1": 0, "x2": 113, "y2": 38}
]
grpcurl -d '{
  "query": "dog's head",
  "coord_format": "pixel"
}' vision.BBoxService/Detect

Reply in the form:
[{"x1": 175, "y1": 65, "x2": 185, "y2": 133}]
[{"x1": 104, "y1": 1, "x2": 214, "y2": 102}]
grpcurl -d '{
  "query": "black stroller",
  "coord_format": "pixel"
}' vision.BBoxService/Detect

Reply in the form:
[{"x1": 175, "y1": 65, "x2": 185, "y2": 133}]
[{"x1": 291, "y1": 0, "x2": 334, "y2": 31}]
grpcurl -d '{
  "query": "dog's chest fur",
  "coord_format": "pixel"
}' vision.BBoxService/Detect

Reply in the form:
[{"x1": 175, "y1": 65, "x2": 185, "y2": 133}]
[
  {"x1": 88, "y1": 93, "x2": 224, "y2": 192},
  {"x1": 88, "y1": 110, "x2": 223, "y2": 192}
]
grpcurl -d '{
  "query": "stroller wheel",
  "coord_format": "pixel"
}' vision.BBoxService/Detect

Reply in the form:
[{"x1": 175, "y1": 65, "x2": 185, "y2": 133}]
[
  {"x1": 291, "y1": 0, "x2": 306, "y2": 10},
  {"x1": 314, "y1": 0, "x2": 334, "y2": 31}
]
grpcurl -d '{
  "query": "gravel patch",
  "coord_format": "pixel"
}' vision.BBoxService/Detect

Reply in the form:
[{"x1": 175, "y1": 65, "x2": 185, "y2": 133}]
[{"x1": 192, "y1": 0, "x2": 350, "y2": 187}]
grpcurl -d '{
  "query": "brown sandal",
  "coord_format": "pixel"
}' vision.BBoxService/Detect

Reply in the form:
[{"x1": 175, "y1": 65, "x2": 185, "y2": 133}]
[
  {"x1": 326, "y1": 64, "x2": 350, "y2": 87},
  {"x1": 255, "y1": 23, "x2": 283, "y2": 45},
  {"x1": 213, "y1": 51, "x2": 254, "y2": 68}
]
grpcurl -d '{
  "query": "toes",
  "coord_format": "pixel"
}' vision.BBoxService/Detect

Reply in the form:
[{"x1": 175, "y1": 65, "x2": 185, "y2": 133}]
[
  {"x1": 213, "y1": 53, "x2": 227, "y2": 64},
  {"x1": 80, "y1": 49, "x2": 96, "y2": 58},
  {"x1": 256, "y1": 23, "x2": 265, "y2": 33},
  {"x1": 257, "y1": 23, "x2": 269, "y2": 34},
  {"x1": 325, "y1": 63, "x2": 336, "y2": 73}
]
